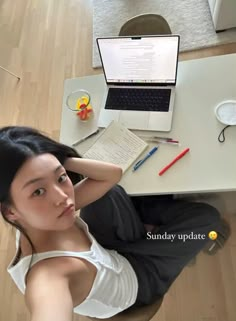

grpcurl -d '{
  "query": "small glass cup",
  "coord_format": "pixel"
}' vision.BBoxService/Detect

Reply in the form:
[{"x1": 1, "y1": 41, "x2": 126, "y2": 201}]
[{"x1": 66, "y1": 89, "x2": 93, "y2": 121}]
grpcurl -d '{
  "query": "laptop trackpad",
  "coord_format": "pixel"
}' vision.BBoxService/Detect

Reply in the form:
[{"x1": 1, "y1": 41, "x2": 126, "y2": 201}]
[{"x1": 119, "y1": 111, "x2": 149, "y2": 130}]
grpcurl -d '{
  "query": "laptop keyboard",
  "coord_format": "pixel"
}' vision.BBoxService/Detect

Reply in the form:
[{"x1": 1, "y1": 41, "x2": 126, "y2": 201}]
[{"x1": 105, "y1": 88, "x2": 171, "y2": 112}]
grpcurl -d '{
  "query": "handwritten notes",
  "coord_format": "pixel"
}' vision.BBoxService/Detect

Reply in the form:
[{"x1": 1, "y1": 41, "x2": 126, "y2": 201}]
[{"x1": 83, "y1": 121, "x2": 148, "y2": 172}]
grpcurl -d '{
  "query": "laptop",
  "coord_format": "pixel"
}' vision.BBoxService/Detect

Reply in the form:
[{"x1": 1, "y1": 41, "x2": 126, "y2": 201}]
[{"x1": 96, "y1": 35, "x2": 180, "y2": 132}]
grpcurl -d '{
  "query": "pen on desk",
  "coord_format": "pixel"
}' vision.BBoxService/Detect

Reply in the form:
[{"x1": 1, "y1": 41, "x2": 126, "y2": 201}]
[
  {"x1": 72, "y1": 129, "x2": 100, "y2": 147},
  {"x1": 158, "y1": 148, "x2": 190, "y2": 176},
  {"x1": 154, "y1": 136, "x2": 176, "y2": 141},
  {"x1": 133, "y1": 146, "x2": 159, "y2": 172},
  {"x1": 146, "y1": 139, "x2": 179, "y2": 145},
  {"x1": 139, "y1": 136, "x2": 179, "y2": 144},
  {"x1": 159, "y1": 139, "x2": 179, "y2": 144}
]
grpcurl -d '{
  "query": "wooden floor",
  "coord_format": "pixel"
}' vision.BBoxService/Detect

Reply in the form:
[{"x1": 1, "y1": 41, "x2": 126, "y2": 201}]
[{"x1": 0, "y1": 1, "x2": 236, "y2": 320}]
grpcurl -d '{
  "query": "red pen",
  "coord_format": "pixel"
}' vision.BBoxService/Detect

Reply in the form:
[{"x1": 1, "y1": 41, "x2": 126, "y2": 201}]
[
  {"x1": 158, "y1": 148, "x2": 190, "y2": 176},
  {"x1": 166, "y1": 139, "x2": 179, "y2": 144}
]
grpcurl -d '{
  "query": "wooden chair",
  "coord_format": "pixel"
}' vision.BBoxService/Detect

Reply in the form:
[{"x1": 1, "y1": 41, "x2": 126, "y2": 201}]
[
  {"x1": 85, "y1": 296, "x2": 163, "y2": 321},
  {"x1": 119, "y1": 14, "x2": 171, "y2": 36}
]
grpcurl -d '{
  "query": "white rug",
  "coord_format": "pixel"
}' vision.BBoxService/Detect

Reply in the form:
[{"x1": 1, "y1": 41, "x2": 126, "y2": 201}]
[{"x1": 92, "y1": 0, "x2": 236, "y2": 68}]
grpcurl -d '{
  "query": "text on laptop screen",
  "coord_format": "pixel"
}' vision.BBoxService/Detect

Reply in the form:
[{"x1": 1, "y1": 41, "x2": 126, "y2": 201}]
[{"x1": 97, "y1": 36, "x2": 179, "y2": 84}]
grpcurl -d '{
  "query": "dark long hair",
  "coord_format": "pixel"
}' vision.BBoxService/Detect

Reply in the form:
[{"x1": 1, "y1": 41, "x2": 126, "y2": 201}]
[{"x1": 0, "y1": 126, "x2": 83, "y2": 264}]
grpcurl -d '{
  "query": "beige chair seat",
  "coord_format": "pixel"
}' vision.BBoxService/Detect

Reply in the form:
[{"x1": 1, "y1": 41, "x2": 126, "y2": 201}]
[
  {"x1": 119, "y1": 14, "x2": 171, "y2": 36},
  {"x1": 85, "y1": 297, "x2": 163, "y2": 321}
]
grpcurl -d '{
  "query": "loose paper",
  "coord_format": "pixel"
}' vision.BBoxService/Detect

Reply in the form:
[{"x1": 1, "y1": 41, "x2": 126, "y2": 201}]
[{"x1": 83, "y1": 121, "x2": 148, "y2": 172}]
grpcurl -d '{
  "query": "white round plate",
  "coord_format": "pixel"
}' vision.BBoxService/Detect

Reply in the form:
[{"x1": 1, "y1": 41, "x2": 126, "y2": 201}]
[{"x1": 215, "y1": 100, "x2": 236, "y2": 125}]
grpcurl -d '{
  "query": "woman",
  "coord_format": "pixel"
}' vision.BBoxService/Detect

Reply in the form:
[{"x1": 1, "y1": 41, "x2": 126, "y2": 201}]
[{"x1": 0, "y1": 126, "x2": 223, "y2": 320}]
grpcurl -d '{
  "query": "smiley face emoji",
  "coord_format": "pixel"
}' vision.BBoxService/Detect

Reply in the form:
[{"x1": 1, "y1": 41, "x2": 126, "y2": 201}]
[{"x1": 208, "y1": 231, "x2": 218, "y2": 241}]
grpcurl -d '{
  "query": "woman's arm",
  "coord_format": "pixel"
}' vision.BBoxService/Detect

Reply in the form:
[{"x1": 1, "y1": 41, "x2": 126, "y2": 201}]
[
  {"x1": 25, "y1": 263, "x2": 73, "y2": 321},
  {"x1": 64, "y1": 158, "x2": 123, "y2": 209}
]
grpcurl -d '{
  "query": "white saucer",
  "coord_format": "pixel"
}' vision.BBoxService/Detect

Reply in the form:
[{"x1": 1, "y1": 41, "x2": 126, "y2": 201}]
[{"x1": 215, "y1": 100, "x2": 236, "y2": 125}]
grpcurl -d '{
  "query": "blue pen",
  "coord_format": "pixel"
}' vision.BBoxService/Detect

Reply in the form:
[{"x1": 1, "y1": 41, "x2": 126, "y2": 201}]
[{"x1": 132, "y1": 146, "x2": 159, "y2": 172}]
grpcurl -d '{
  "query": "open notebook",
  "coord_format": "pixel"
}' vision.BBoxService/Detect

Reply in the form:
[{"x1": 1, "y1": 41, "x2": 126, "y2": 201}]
[{"x1": 83, "y1": 121, "x2": 148, "y2": 172}]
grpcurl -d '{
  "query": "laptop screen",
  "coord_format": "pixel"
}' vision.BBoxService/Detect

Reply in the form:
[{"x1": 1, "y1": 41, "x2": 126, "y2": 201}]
[{"x1": 97, "y1": 35, "x2": 180, "y2": 86}]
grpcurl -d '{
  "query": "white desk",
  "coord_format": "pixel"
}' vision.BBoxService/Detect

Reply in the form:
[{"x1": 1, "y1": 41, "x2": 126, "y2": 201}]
[{"x1": 60, "y1": 53, "x2": 236, "y2": 196}]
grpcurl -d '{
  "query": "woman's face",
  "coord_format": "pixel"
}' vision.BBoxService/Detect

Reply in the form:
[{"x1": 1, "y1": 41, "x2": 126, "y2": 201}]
[{"x1": 9, "y1": 153, "x2": 76, "y2": 231}]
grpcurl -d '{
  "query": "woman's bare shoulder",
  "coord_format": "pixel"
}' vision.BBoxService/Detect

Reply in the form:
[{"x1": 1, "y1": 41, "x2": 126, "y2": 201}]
[
  {"x1": 26, "y1": 254, "x2": 87, "y2": 282},
  {"x1": 25, "y1": 256, "x2": 96, "y2": 308},
  {"x1": 24, "y1": 260, "x2": 74, "y2": 317}
]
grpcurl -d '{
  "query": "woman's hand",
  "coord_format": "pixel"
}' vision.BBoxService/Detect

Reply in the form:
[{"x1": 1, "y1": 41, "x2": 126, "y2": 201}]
[{"x1": 64, "y1": 158, "x2": 122, "y2": 209}]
